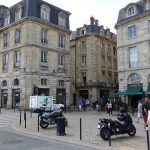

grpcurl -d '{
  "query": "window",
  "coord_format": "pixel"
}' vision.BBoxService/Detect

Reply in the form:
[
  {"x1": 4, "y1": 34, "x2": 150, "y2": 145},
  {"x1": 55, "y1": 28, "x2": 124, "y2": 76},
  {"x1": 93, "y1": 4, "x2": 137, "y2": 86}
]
[
  {"x1": 14, "y1": 51, "x2": 20, "y2": 68},
  {"x1": 3, "y1": 53, "x2": 8, "y2": 70},
  {"x1": 4, "y1": 13, "x2": 10, "y2": 26},
  {"x1": 101, "y1": 57, "x2": 105, "y2": 67},
  {"x1": 59, "y1": 34, "x2": 65, "y2": 48},
  {"x1": 128, "y1": 7, "x2": 134, "y2": 16},
  {"x1": 81, "y1": 56, "x2": 86, "y2": 66},
  {"x1": 128, "y1": 25, "x2": 136, "y2": 38},
  {"x1": 59, "y1": 80, "x2": 65, "y2": 86},
  {"x1": 41, "y1": 29, "x2": 48, "y2": 43},
  {"x1": 2, "y1": 80, "x2": 7, "y2": 87},
  {"x1": 14, "y1": 79, "x2": 19, "y2": 86},
  {"x1": 58, "y1": 55, "x2": 65, "y2": 68},
  {"x1": 107, "y1": 44, "x2": 111, "y2": 53},
  {"x1": 148, "y1": 20, "x2": 150, "y2": 31},
  {"x1": 15, "y1": 6, "x2": 22, "y2": 21},
  {"x1": 41, "y1": 78, "x2": 47, "y2": 85},
  {"x1": 58, "y1": 12, "x2": 66, "y2": 27},
  {"x1": 129, "y1": 47, "x2": 138, "y2": 68},
  {"x1": 107, "y1": 58, "x2": 112, "y2": 68},
  {"x1": 41, "y1": 51, "x2": 47, "y2": 63},
  {"x1": 146, "y1": 1, "x2": 150, "y2": 10},
  {"x1": 3, "y1": 33, "x2": 9, "y2": 47},
  {"x1": 81, "y1": 72, "x2": 86, "y2": 82},
  {"x1": 15, "y1": 29, "x2": 21, "y2": 43},
  {"x1": 101, "y1": 42, "x2": 105, "y2": 52},
  {"x1": 113, "y1": 47, "x2": 116, "y2": 56},
  {"x1": 41, "y1": 5, "x2": 50, "y2": 21},
  {"x1": 80, "y1": 41, "x2": 86, "y2": 51}
]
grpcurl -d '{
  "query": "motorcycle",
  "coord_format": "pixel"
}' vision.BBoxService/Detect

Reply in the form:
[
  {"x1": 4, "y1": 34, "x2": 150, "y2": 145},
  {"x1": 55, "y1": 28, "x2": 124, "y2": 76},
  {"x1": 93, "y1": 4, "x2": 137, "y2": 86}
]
[
  {"x1": 97, "y1": 111, "x2": 136, "y2": 140},
  {"x1": 39, "y1": 110, "x2": 68, "y2": 129}
]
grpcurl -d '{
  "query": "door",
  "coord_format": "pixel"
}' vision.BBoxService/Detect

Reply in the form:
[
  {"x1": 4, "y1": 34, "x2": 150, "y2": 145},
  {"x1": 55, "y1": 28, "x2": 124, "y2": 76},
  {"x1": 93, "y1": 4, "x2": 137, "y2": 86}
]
[
  {"x1": 12, "y1": 89, "x2": 20, "y2": 109},
  {"x1": 1, "y1": 89, "x2": 8, "y2": 108}
]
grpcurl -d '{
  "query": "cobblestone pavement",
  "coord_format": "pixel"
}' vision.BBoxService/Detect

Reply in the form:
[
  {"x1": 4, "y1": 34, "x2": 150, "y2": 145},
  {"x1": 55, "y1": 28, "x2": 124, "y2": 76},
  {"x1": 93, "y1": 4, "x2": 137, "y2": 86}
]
[{"x1": 1, "y1": 109, "x2": 148, "y2": 150}]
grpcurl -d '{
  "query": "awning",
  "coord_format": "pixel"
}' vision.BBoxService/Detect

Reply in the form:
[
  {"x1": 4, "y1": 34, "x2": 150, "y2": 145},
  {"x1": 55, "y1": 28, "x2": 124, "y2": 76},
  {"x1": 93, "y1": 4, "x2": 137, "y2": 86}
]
[
  {"x1": 125, "y1": 83, "x2": 143, "y2": 95},
  {"x1": 145, "y1": 83, "x2": 150, "y2": 94},
  {"x1": 116, "y1": 91, "x2": 125, "y2": 95}
]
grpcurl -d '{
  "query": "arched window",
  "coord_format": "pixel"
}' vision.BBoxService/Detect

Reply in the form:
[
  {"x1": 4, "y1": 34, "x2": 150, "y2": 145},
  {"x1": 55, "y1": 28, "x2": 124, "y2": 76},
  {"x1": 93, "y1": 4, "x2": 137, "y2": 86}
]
[
  {"x1": 14, "y1": 79, "x2": 19, "y2": 86},
  {"x1": 15, "y1": 5, "x2": 22, "y2": 21},
  {"x1": 58, "y1": 12, "x2": 66, "y2": 27},
  {"x1": 2, "y1": 80, "x2": 7, "y2": 87},
  {"x1": 41, "y1": 5, "x2": 50, "y2": 21},
  {"x1": 128, "y1": 7, "x2": 134, "y2": 16}
]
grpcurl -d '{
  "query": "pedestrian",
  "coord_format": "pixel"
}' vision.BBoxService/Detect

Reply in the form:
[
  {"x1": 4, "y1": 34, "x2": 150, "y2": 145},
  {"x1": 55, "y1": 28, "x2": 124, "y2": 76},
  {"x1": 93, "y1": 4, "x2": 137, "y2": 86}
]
[
  {"x1": 106, "y1": 100, "x2": 113, "y2": 116},
  {"x1": 142, "y1": 98, "x2": 149, "y2": 128},
  {"x1": 86, "y1": 99, "x2": 90, "y2": 110},
  {"x1": 92, "y1": 101, "x2": 96, "y2": 111},
  {"x1": 136, "y1": 100, "x2": 142, "y2": 123},
  {"x1": 78, "y1": 99, "x2": 82, "y2": 112},
  {"x1": 82, "y1": 98, "x2": 86, "y2": 111}
]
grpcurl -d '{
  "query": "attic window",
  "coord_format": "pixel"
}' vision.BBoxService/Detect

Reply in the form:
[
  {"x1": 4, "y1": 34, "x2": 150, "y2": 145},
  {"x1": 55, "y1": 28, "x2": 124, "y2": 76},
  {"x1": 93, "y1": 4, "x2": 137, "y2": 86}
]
[
  {"x1": 81, "y1": 29, "x2": 86, "y2": 35},
  {"x1": 128, "y1": 6, "x2": 135, "y2": 16}
]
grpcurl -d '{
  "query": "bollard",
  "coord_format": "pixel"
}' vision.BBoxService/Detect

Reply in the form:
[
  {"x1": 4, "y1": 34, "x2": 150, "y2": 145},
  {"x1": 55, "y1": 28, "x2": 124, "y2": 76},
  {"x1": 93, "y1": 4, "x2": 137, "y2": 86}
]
[
  {"x1": 20, "y1": 110, "x2": 22, "y2": 126},
  {"x1": 38, "y1": 114, "x2": 39, "y2": 132},
  {"x1": 146, "y1": 125, "x2": 150, "y2": 150},
  {"x1": 80, "y1": 118, "x2": 82, "y2": 140},
  {"x1": 108, "y1": 123, "x2": 111, "y2": 146},
  {"x1": 0, "y1": 107, "x2": 1, "y2": 114},
  {"x1": 24, "y1": 112, "x2": 26, "y2": 129}
]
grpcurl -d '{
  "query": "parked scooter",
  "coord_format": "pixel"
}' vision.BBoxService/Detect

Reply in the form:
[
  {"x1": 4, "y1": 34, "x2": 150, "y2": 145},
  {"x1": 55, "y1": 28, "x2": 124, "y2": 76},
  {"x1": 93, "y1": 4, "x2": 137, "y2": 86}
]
[
  {"x1": 97, "y1": 111, "x2": 136, "y2": 140},
  {"x1": 40, "y1": 110, "x2": 68, "y2": 129}
]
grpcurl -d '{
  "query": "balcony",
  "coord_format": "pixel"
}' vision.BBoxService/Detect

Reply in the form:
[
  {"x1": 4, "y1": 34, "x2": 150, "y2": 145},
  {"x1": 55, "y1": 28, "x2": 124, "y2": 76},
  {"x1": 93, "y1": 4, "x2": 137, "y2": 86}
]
[{"x1": 74, "y1": 81, "x2": 118, "y2": 88}]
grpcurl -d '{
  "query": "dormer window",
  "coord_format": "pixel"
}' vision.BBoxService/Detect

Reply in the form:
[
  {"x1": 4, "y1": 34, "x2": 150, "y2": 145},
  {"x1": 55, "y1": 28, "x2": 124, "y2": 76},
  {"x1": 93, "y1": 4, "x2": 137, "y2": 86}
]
[
  {"x1": 58, "y1": 12, "x2": 66, "y2": 27},
  {"x1": 4, "y1": 12, "x2": 10, "y2": 26},
  {"x1": 128, "y1": 7, "x2": 134, "y2": 16},
  {"x1": 15, "y1": 5, "x2": 22, "y2": 21},
  {"x1": 41, "y1": 5, "x2": 50, "y2": 21},
  {"x1": 146, "y1": 1, "x2": 150, "y2": 10}
]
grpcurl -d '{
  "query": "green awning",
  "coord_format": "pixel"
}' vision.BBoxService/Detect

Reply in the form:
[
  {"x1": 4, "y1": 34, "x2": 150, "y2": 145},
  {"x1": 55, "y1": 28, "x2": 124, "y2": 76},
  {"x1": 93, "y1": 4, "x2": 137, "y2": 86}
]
[
  {"x1": 116, "y1": 91, "x2": 125, "y2": 95},
  {"x1": 125, "y1": 83, "x2": 143, "y2": 95},
  {"x1": 145, "y1": 83, "x2": 150, "y2": 94}
]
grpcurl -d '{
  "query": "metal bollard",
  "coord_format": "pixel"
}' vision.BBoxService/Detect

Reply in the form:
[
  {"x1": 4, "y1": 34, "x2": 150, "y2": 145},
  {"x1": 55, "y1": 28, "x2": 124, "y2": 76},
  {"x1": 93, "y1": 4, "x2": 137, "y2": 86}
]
[
  {"x1": 146, "y1": 125, "x2": 150, "y2": 150},
  {"x1": 0, "y1": 107, "x2": 1, "y2": 114},
  {"x1": 20, "y1": 110, "x2": 22, "y2": 126},
  {"x1": 24, "y1": 112, "x2": 26, "y2": 129},
  {"x1": 108, "y1": 123, "x2": 111, "y2": 146},
  {"x1": 38, "y1": 114, "x2": 40, "y2": 132},
  {"x1": 80, "y1": 118, "x2": 82, "y2": 140}
]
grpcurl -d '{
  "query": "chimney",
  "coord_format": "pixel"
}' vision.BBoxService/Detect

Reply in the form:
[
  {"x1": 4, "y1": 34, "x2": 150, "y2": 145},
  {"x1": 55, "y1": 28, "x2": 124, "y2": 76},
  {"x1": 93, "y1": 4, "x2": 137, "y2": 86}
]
[
  {"x1": 90, "y1": 16, "x2": 94, "y2": 25},
  {"x1": 95, "y1": 19, "x2": 98, "y2": 26}
]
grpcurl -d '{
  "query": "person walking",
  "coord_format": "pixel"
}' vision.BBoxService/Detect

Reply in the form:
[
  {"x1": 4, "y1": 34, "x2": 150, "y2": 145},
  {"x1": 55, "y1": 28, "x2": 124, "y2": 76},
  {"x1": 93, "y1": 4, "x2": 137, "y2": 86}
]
[
  {"x1": 143, "y1": 98, "x2": 149, "y2": 128},
  {"x1": 106, "y1": 100, "x2": 113, "y2": 116},
  {"x1": 136, "y1": 100, "x2": 142, "y2": 123},
  {"x1": 78, "y1": 99, "x2": 83, "y2": 112}
]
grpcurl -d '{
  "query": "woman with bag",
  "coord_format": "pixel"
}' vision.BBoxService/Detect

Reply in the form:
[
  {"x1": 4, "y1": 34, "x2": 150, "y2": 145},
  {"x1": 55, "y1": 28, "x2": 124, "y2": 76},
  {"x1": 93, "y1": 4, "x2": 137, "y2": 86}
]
[{"x1": 143, "y1": 98, "x2": 149, "y2": 128}]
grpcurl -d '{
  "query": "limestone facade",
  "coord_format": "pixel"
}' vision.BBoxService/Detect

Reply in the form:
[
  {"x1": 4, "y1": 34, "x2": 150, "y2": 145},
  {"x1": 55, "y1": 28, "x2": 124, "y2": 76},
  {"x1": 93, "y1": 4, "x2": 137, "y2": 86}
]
[{"x1": 0, "y1": 0, "x2": 71, "y2": 109}]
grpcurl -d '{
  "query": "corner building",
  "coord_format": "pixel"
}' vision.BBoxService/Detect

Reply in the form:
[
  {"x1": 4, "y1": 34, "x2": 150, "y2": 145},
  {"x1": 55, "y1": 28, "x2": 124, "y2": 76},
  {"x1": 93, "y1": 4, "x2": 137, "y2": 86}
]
[
  {"x1": 0, "y1": 0, "x2": 71, "y2": 109},
  {"x1": 70, "y1": 17, "x2": 118, "y2": 106},
  {"x1": 116, "y1": 0, "x2": 150, "y2": 107}
]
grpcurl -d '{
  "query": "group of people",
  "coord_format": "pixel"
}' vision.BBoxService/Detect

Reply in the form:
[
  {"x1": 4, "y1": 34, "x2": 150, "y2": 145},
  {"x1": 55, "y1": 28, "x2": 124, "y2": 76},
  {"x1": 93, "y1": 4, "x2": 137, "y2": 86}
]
[
  {"x1": 78, "y1": 98, "x2": 90, "y2": 111},
  {"x1": 78, "y1": 98, "x2": 100, "y2": 111}
]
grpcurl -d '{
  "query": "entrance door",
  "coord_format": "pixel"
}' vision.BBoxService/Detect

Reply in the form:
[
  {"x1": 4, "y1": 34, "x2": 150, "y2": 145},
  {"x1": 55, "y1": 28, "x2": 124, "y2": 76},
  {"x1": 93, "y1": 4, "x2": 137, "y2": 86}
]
[
  {"x1": 1, "y1": 89, "x2": 8, "y2": 108},
  {"x1": 56, "y1": 89, "x2": 66, "y2": 104},
  {"x1": 100, "y1": 90, "x2": 109, "y2": 105},
  {"x1": 12, "y1": 89, "x2": 20, "y2": 109},
  {"x1": 130, "y1": 95, "x2": 142, "y2": 108}
]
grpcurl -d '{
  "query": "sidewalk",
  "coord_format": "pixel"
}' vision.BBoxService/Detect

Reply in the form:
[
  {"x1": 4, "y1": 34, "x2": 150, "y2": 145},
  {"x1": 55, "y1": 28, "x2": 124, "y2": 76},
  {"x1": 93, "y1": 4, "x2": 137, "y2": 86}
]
[{"x1": 8, "y1": 110, "x2": 148, "y2": 150}]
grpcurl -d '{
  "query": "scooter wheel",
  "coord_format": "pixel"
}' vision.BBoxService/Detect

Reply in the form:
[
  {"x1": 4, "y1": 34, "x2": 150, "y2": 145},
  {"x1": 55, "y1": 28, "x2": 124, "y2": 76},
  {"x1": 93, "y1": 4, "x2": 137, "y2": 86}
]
[
  {"x1": 40, "y1": 120, "x2": 49, "y2": 129},
  {"x1": 128, "y1": 125, "x2": 136, "y2": 136},
  {"x1": 100, "y1": 127, "x2": 109, "y2": 140}
]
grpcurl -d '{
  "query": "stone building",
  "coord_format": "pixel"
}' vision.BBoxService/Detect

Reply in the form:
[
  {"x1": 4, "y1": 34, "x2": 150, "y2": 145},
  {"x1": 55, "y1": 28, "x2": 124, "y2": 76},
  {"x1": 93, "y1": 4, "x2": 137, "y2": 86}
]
[
  {"x1": 70, "y1": 17, "x2": 118, "y2": 106},
  {"x1": 115, "y1": 0, "x2": 150, "y2": 107},
  {"x1": 0, "y1": 0, "x2": 71, "y2": 109}
]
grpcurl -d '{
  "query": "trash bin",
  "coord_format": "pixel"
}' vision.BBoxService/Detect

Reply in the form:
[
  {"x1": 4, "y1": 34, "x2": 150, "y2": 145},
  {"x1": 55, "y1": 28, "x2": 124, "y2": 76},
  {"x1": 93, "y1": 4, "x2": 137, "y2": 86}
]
[{"x1": 56, "y1": 117, "x2": 66, "y2": 136}]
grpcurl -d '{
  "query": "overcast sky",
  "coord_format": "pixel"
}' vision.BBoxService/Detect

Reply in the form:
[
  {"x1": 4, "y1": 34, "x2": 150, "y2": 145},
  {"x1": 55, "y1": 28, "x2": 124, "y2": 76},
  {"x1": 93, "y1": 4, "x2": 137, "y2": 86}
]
[{"x1": 0, "y1": 0, "x2": 138, "y2": 33}]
